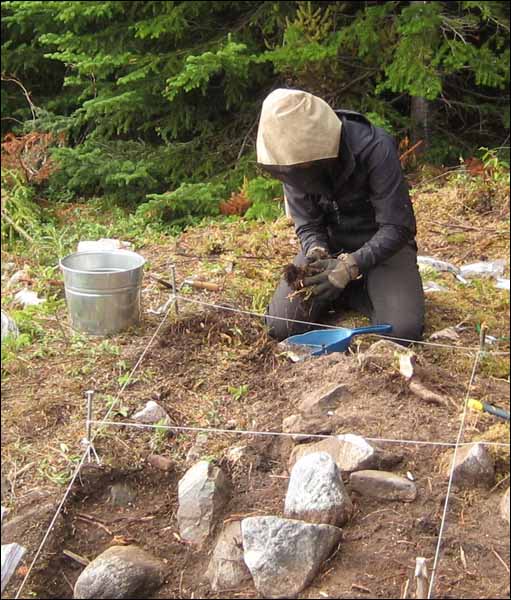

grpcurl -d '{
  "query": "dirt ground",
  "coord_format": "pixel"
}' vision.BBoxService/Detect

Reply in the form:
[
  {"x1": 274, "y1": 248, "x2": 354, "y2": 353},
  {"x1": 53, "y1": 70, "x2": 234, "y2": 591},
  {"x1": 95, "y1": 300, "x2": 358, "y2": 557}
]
[
  {"x1": 1, "y1": 171, "x2": 510, "y2": 599},
  {"x1": 2, "y1": 309, "x2": 510, "y2": 600}
]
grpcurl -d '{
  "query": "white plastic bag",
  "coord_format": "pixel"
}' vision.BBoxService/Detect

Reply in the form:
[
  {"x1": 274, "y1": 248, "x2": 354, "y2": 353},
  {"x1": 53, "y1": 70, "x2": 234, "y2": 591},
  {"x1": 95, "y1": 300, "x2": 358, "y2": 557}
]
[
  {"x1": 460, "y1": 259, "x2": 506, "y2": 280},
  {"x1": 77, "y1": 238, "x2": 133, "y2": 252},
  {"x1": 423, "y1": 281, "x2": 449, "y2": 294},
  {"x1": 495, "y1": 278, "x2": 510, "y2": 291},
  {"x1": 14, "y1": 289, "x2": 45, "y2": 307},
  {"x1": 417, "y1": 256, "x2": 467, "y2": 283},
  {"x1": 1, "y1": 311, "x2": 19, "y2": 343}
]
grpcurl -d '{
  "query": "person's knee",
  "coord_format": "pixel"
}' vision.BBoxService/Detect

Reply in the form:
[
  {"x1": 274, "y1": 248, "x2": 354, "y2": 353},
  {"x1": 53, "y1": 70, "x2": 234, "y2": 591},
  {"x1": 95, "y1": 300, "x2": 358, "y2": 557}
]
[
  {"x1": 265, "y1": 314, "x2": 289, "y2": 342},
  {"x1": 389, "y1": 316, "x2": 424, "y2": 345},
  {"x1": 265, "y1": 313, "x2": 312, "y2": 342}
]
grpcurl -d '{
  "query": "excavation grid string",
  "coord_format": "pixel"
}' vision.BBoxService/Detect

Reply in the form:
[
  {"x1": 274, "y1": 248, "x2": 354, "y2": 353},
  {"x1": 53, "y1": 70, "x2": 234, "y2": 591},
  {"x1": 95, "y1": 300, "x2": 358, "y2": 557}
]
[
  {"x1": 87, "y1": 420, "x2": 511, "y2": 450},
  {"x1": 427, "y1": 348, "x2": 484, "y2": 599},
  {"x1": 13, "y1": 287, "x2": 510, "y2": 598},
  {"x1": 14, "y1": 450, "x2": 89, "y2": 599},
  {"x1": 14, "y1": 299, "x2": 176, "y2": 599},
  {"x1": 175, "y1": 294, "x2": 511, "y2": 355}
]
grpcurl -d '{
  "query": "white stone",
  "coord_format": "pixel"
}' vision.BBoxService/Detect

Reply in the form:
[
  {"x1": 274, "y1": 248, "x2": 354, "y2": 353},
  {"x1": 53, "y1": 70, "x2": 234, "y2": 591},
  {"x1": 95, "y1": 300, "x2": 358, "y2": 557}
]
[
  {"x1": 132, "y1": 401, "x2": 170, "y2": 426},
  {"x1": 284, "y1": 452, "x2": 353, "y2": 526},
  {"x1": 289, "y1": 434, "x2": 378, "y2": 474},
  {"x1": 241, "y1": 516, "x2": 342, "y2": 599}
]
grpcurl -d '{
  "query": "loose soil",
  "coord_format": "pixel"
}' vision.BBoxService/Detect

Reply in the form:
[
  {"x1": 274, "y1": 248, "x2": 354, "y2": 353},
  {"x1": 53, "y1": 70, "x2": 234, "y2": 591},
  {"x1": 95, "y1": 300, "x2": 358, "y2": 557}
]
[{"x1": 2, "y1": 309, "x2": 510, "y2": 599}]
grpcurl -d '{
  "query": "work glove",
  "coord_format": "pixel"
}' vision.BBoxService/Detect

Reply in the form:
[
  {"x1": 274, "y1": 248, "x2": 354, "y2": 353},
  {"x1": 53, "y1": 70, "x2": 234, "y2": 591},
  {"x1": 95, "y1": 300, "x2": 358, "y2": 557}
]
[
  {"x1": 305, "y1": 246, "x2": 330, "y2": 264},
  {"x1": 303, "y1": 253, "x2": 360, "y2": 303}
]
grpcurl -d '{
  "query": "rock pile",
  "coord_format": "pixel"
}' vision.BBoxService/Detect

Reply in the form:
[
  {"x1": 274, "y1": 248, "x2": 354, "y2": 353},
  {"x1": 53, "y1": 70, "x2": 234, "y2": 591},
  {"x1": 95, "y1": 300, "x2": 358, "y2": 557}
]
[{"x1": 68, "y1": 352, "x2": 505, "y2": 599}]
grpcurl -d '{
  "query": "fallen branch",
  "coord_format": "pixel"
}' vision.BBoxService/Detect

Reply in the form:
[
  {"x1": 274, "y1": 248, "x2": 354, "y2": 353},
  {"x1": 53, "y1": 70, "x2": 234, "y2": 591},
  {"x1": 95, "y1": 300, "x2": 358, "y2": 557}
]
[
  {"x1": 63, "y1": 549, "x2": 90, "y2": 567},
  {"x1": 1, "y1": 209, "x2": 35, "y2": 243},
  {"x1": 409, "y1": 379, "x2": 448, "y2": 407},
  {"x1": 75, "y1": 513, "x2": 113, "y2": 536}
]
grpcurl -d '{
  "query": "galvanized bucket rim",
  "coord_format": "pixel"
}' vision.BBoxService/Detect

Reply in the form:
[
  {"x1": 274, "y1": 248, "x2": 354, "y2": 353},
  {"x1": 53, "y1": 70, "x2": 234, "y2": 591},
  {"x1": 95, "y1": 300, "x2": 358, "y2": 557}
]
[{"x1": 59, "y1": 250, "x2": 146, "y2": 275}]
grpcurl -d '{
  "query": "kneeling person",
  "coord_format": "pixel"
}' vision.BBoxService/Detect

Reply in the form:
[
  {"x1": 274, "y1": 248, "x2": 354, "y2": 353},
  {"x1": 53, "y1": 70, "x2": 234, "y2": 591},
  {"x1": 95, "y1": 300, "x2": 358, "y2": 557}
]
[{"x1": 256, "y1": 89, "x2": 424, "y2": 344}]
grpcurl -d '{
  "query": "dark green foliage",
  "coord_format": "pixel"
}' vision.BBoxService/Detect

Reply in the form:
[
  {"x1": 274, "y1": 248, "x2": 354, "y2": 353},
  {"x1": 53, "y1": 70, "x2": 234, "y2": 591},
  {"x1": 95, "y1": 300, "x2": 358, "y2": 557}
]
[
  {"x1": 1, "y1": 1, "x2": 509, "y2": 218},
  {"x1": 137, "y1": 182, "x2": 225, "y2": 227},
  {"x1": 244, "y1": 177, "x2": 284, "y2": 221}
]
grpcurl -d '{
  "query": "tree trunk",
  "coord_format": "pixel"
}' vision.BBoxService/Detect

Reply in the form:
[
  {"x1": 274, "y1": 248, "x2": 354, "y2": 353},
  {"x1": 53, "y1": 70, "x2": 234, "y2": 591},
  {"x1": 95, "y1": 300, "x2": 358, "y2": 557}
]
[
  {"x1": 410, "y1": 1, "x2": 431, "y2": 154},
  {"x1": 411, "y1": 95, "x2": 431, "y2": 152}
]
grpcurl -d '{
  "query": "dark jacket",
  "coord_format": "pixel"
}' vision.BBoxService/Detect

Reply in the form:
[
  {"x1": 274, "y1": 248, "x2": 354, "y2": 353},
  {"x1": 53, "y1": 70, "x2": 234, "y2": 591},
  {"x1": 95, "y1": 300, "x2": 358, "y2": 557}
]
[{"x1": 284, "y1": 110, "x2": 417, "y2": 272}]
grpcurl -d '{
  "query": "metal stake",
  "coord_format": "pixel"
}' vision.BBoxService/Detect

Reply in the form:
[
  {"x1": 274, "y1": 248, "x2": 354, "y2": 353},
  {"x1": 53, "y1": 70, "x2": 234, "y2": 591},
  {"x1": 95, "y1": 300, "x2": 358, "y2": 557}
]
[
  {"x1": 170, "y1": 263, "x2": 179, "y2": 315},
  {"x1": 83, "y1": 390, "x2": 100, "y2": 464}
]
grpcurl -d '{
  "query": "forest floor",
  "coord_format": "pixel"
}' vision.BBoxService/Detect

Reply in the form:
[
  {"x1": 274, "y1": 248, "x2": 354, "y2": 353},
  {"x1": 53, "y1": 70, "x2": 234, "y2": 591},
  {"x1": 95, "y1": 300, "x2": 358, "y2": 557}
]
[{"x1": 1, "y1": 166, "x2": 510, "y2": 599}]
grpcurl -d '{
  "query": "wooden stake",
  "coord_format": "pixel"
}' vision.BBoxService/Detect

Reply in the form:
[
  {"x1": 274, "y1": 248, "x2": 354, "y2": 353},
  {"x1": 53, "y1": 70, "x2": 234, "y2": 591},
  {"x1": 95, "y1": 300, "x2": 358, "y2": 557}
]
[{"x1": 414, "y1": 557, "x2": 429, "y2": 599}]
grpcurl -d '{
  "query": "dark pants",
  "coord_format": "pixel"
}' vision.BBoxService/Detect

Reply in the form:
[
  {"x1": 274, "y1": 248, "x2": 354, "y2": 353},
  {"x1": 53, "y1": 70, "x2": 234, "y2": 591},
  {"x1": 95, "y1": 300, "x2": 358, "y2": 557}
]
[{"x1": 266, "y1": 243, "x2": 425, "y2": 344}]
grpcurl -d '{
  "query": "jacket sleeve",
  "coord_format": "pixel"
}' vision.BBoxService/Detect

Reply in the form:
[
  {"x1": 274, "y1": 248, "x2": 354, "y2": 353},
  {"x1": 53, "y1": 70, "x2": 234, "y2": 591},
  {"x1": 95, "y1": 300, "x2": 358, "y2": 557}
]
[
  {"x1": 284, "y1": 184, "x2": 330, "y2": 256},
  {"x1": 351, "y1": 134, "x2": 416, "y2": 272}
]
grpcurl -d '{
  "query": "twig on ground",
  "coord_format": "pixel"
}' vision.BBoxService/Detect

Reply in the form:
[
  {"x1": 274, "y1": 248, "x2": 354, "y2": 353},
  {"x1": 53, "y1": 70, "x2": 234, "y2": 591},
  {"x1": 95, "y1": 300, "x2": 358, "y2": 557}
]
[
  {"x1": 75, "y1": 514, "x2": 113, "y2": 536},
  {"x1": 490, "y1": 474, "x2": 510, "y2": 493},
  {"x1": 352, "y1": 583, "x2": 372, "y2": 594},
  {"x1": 63, "y1": 549, "x2": 90, "y2": 567},
  {"x1": 409, "y1": 379, "x2": 448, "y2": 407},
  {"x1": 492, "y1": 548, "x2": 510, "y2": 573}
]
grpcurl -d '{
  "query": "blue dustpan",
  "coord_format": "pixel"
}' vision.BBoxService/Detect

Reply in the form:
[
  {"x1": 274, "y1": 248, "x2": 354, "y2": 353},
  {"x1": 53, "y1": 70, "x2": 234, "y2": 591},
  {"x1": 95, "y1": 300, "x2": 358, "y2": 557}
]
[{"x1": 286, "y1": 324, "x2": 392, "y2": 356}]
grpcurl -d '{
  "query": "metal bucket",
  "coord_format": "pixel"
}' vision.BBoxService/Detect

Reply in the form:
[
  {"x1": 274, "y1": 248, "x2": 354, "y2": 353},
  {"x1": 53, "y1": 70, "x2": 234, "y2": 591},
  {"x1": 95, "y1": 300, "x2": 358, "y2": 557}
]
[{"x1": 60, "y1": 250, "x2": 146, "y2": 335}]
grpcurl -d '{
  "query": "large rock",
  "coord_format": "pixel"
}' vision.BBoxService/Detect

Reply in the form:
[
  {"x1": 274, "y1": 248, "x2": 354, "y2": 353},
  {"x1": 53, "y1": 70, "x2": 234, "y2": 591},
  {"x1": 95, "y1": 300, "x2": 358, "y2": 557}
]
[
  {"x1": 73, "y1": 545, "x2": 165, "y2": 599},
  {"x1": 205, "y1": 521, "x2": 251, "y2": 592},
  {"x1": 241, "y1": 516, "x2": 342, "y2": 599},
  {"x1": 501, "y1": 488, "x2": 510, "y2": 525},
  {"x1": 147, "y1": 455, "x2": 173, "y2": 472},
  {"x1": 297, "y1": 384, "x2": 349, "y2": 416},
  {"x1": 109, "y1": 483, "x2": 136, "y2": 508},
  {"x1": 177, "y1": 461, "x2": 231, "y2": 545},
  {"x1": 185, "y1": 433, "x2": 209, "y2": 465},
  {"x1": 441, "y1": 443, "x2": 495, "y2": 488},
  {"x1": 289, "y1": 434, "x2": 378, "y2": 474},
  {"x1": 350, "y1": 470, "x2": 417, "y2": 502},
  {"x1": 282, "y1": 413, "x2": 343, "y2": 440},
  {"x1": 132, "y1": 401, "x2": 171, "y2": 426},
  {"x1": 284, "y1": 452, "x2": 353, "y2": 526}
]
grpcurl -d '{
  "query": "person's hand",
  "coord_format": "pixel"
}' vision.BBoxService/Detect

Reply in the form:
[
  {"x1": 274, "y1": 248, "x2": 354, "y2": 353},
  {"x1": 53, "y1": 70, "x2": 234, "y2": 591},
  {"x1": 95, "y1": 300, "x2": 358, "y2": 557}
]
[
  {"x1": 305, "y1": 246, "x2": 330, "y2": 264},
  {"x1": 303, "y1": 254, "x2": 360, "y2": 302}
]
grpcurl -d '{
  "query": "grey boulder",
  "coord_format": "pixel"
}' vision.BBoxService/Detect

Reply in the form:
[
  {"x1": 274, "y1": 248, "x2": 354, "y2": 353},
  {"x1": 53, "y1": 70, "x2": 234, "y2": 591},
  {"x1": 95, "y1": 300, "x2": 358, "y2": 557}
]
[
  {"x1": 132, "y1": 401, "x2": 171, "y2": 426},
  {"x1": 241, "y1": 516, "x2": 342, "y2": 599},
  {"x1": 441, "y1": 443, "x2": 495, "y2": 488},
  {"x1": 297, "y1": 384, "x2": 349, "y2": 416},
  {"x1": 350, "y1": 470, "x2": 417, "y2": 502},
  {"x1": 289, "y1": 434, "x2": 378, "y2": 474},
  {"x1": 284, "y1": 452, "x2": 353, "y2": 526},
  {"x1": 205, "y1": 520, "x2": 251, "y2": 592},
  {"x1": 73, "y1": 545, "x2": 165, "y2": 599},
  {"x1": 177, "y1": 461, "x2": 231, "y2": 545}
]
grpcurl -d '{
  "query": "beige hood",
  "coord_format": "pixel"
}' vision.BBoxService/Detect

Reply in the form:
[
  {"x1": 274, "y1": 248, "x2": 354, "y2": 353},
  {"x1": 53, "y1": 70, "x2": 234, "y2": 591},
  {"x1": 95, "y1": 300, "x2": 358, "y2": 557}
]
[{"x1": 256, "y1": 89, "x2": 342, "y2": 166}]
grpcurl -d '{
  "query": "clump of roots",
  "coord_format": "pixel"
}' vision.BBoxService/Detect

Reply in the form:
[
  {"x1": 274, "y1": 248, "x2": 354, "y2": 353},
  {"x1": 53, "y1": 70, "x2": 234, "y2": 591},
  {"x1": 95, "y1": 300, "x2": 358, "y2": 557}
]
[{"x1": 283, "y1": 263, "x2": 323, "y2": 292}]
